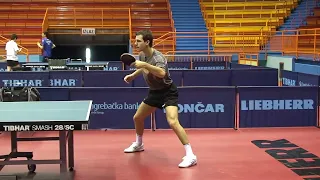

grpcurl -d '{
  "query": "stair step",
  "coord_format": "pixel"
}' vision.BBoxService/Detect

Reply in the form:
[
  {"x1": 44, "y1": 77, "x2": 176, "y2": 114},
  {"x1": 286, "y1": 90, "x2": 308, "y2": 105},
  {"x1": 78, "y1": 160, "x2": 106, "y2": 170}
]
[
  {"x1": 176, "y1": 44, "x2": 211, "y2": 47},
  {"x1": 279, "y1": 26, "x2": 299, "y2": 28},
  {"x1": 175, "y1": 24, "x2": 206, "y2": 27},
  {"x1": 173, "y1": 15, "x2": 203, "y2": 18},
  {"x1": 171, "y1": 4, "x2": 200, "y2": 6},
  {"x1": 177, "y1": 39, "x2": 210, "y2": 42},
  {"x1": 171, "y1": 5, "x2": 200, "y2": 7},
  {"x1": 282, "y1": 23, "x2": 302, "y2": 25},
  {"x1": 172, "y1": 11, "x2": 201, "y2": 13},
  {"x1": 170, "y1": 2, "x2": 199, "y2": 6},
  {"x1": 290, "y1": 14, "x2": 309, "y2": 16},
  {"x1": 276, "y1": 31, "x2": 296, "y2": 35},
  {"x1": 286, "y1": 20, "x2": 306, "y2": 22},
  {"x1": 171, "y1": 6, "x2": 200, "y2": 8},
  {"x1": 176, "y1": 42, "x2": 212, "y2": 46},
  {"x1": 170, "y1": 0, "x2": 209, "y2": 51},
  {"x1": 176, "y1": 49, "x2": 214, "y2": 53},
  {"x1": 174, "y1": 52, "x2": 215, "y2": 55},
  {"x1": 176, "y1": 47, "x2": 213, "y2": 50},
  {"x1": 171, "y1": 8, "x2": 200, "y2": 11},
  {"x1": 284, "y1": 20, "x2": 303, "y2": 23},
  {"x1": 175, "y1": 28, "x2": 207, "y2": 31},
  {"x1": 175, "y1": 22, "x2": 206, "y2": 25},
  {"x1": 171, "y1": 9, "x2": 201, "y2": 11},
  {"x1": 175, "y1": 25, "x2": 206, "y2": 28},
  {"x1": 174, "y1": 24, "x2": 207, "y2": 27},
  {"x1": 286, "y1": 20, "x2": 304, "y2": 22},
  {"x1": 177, "y1": 42, "x2": 211, "y2": 44},
  {"x1": 175, "y1": 30, "x2": 208, "y2": 33},
  {"x1": 290, "y1": 15, "x2": 309, "y2": 18},
  {"x1": 176, "y1": 33, "x2": 209, "y2": 36},
  {"x1": 170, "y1": 0, "x2": 200, "y2": 1},
  {"x1": 169, "y1": 0, "x2": 199, "y2": 1},
  {"x1": 177, "y1": 44, "x2": 212, "y2": 48},
  {"x1": 173, "y1": 18, "x2": 204, "y2": 21},
  {"x1": 280, "y1": 24, "x2": 300, "y2": 27},
  {"x1": 287, "y1": 17, "x2": 307, "y2": 20},
  {"x1": 172, "y1": 13, "x2": 202, "y2": 16},
  {"x1": 170, "y1": 3, "x2": 200, "y2": 5},
  {"x1": 177, "y1": 42, "x2": 211, "y2": 46},
  {"x1": 172, "y1": 13, "x2": 202, "y2": 15},
  {"x1": 278, "y1": 28, "x2": 298, "y2": 31},
  {"x1": 176, "y1": 43, "x2": 210, "y2": 47},
  {"x1": 279, "y1": 0, "x2": 315, "y2": 31}
]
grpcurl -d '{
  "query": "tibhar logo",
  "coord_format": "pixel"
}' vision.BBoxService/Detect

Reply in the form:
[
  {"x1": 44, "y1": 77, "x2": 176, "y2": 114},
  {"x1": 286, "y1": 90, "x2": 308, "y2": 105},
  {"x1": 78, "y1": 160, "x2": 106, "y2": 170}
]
[
  {"x1": 2, "y1": 79, "x2": 43, "y2": 87},
  {"x1": 241, "y1": 99, "x2": 314, "y2": 110},
  {"x1": 2, "y1": 79, "x2": 78, "y2": 87},
  {"x1": 282, "y1": 78, "x2": 314, "y2": 87},
  {"x1": 3, "y1": 125, "x2": 30, "y2": 131},
  {"x1": 50, "y1": 79, "x2": 77, "y2": 86},
  {"x1": 164, "y1": 102, "x2": 225, "y2": 113},
  {"x1": 104, "y1": 67, "x2": 120, "y2": 71},
  {"x1": 282, "y1": 78, "x2": 296, "y2": 86}
]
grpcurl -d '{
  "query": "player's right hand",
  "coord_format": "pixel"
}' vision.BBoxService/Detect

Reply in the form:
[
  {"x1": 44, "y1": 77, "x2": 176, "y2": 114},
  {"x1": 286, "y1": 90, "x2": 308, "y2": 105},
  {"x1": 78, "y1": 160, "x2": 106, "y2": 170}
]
[{"x1": 124, "y1": 74, "x2": 134, "y2": 84}]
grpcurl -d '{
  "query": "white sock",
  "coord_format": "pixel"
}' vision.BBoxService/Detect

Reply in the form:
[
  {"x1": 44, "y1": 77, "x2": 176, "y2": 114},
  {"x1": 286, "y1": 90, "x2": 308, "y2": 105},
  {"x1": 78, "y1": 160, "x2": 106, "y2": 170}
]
[
  {"x1": 184, "y1": 143, "x2": 194, "y2": 157},
  {"x1": 136, "y1": 134, "x2": 143, "y2": 145}
]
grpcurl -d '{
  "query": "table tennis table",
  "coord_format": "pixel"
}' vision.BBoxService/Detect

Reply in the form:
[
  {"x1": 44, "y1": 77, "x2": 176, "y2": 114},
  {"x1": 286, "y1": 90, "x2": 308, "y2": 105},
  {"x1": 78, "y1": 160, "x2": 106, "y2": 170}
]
[
  {"x1": 21, "y1": 62, "x2": 110, "y2": 71},
  {"x1": 0, "y1": 100, "x2": 92, "y2": 179}
]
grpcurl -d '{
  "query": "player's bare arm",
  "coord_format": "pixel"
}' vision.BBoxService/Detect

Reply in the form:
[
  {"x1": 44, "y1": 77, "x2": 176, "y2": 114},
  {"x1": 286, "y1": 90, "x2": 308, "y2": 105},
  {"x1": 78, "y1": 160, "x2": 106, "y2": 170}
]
[
  {"x1": 124, "y1": 69, "x2": 143, "y2": 84},
  {"x1": 36, "y1": 42, "x2": 43, "y2": 49},
  {"x1": 130, "y1": 68, "x2": 143, "y2": 78},
  {"x1": 133, "y1": 60, "x2": 165, "y2": 78}
]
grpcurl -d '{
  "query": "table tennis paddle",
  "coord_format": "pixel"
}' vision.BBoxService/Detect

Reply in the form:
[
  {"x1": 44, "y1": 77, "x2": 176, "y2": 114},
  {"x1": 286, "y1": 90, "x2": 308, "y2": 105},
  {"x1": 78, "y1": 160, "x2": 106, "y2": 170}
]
[{"x1": 120, "y1": 53, "x2": 136, "y2": 66}]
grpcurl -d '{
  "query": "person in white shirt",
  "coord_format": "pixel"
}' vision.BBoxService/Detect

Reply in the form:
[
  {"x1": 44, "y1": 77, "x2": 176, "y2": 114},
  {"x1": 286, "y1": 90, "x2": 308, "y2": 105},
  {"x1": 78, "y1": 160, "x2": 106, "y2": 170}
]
[{"x1": 5, "y1": 34, "x2": 21, "y2": 71}]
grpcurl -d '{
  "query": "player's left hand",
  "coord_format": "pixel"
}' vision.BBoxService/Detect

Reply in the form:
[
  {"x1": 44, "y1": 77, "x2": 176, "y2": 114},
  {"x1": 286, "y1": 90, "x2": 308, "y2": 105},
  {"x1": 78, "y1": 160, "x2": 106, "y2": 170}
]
[{"x1": 132, "y1": 60, "x2": 147, "y2": 69}]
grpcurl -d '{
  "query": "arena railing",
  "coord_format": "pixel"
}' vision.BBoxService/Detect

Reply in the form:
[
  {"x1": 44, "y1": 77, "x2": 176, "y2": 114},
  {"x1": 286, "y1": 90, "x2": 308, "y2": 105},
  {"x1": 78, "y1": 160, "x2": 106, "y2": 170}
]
[{"x1": 151, "y1": 27, "x2": 320, "y2": 61}]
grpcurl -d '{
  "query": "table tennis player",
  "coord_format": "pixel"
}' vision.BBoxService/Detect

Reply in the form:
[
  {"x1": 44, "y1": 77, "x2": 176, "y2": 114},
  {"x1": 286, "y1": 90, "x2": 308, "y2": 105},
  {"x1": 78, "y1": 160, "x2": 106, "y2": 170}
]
[
  {"x1": 5, "y1": 34, "x2": 22, "y2": 71},
  {"x1": 123, "y1": 30, "x2": 197, "y2": 168},
  {"x1": 36, "y1": 31, "x2": 56, "y2": 62}
]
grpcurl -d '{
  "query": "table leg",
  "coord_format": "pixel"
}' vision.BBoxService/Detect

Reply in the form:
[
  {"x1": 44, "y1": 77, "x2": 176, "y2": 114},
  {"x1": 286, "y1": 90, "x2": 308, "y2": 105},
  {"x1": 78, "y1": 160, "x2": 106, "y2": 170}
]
[
  {"x1": 59, "y1": 131, "x2": 67, "y2": 179},
  {"x1": 11, "y1": 132, "x2": 17, "y2": 152},
  {"x1": 68, "y1": 131, "x2": 74, "y2": 171}
]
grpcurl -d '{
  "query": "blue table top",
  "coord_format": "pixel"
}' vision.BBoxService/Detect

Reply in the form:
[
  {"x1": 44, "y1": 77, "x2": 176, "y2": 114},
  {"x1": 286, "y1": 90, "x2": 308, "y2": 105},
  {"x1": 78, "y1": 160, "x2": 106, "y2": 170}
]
[
  {"x1": 0, "y1": 100, "x2": 92, "y2": 123},
  {"x1": 22, "y1": 62, "x2": 113, "y2": 66}
]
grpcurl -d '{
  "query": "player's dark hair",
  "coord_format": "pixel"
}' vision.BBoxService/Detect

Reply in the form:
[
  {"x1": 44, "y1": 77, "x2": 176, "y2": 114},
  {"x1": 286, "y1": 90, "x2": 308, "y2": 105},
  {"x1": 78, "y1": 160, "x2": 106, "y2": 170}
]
[
  {"x1": 11, "y1": 34, "x2": 18, "y2": 40},
  {"x1": 136, "y1": 30, "x2": 153, "y2": 47},
  {"x1": 43, "y1": 31, "x2": 48, "y2": 37}
]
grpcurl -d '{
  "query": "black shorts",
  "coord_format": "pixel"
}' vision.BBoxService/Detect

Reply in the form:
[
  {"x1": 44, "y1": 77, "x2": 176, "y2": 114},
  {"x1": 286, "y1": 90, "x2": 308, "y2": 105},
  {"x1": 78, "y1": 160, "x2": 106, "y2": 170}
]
[
  {"x1": 143, "y1": 83, "x2": 179, "y2": 109},
  {"x1": 42, "y1": 56, "x2": 49, "y2": 62},
  {"x1": 7, "y1": 60, "x2": 19, "y2": 67}
]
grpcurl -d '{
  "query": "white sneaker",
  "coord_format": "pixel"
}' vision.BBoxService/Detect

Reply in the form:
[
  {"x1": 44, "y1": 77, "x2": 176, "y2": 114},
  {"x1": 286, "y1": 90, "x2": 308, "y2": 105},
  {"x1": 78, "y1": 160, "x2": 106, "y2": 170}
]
[
  {"x1": 178, "y1": 155, "x2": 197, "y2": 168},
  {"x1": 124, "y1": 142, "x2": 144, "y2": 153}
]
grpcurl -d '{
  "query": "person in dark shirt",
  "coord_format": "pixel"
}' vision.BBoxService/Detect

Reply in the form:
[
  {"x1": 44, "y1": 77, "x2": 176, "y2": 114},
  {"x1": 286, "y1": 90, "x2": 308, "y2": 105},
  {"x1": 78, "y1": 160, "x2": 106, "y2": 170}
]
[
  {"x1": 123, "y1": 30, "x2": 197, "y2": 168},
  {"x1": 36, "y1": 31, "x2": 56, "y2": 62}
]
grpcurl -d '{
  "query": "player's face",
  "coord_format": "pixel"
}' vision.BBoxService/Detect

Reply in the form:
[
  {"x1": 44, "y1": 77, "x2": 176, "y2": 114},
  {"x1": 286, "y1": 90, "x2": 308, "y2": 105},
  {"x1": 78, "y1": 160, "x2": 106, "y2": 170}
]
[{"x1": 135, "y1": 35, "x2": 149, "y2": 51}]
